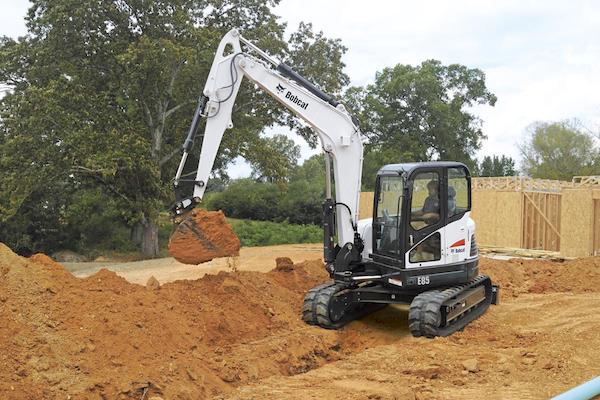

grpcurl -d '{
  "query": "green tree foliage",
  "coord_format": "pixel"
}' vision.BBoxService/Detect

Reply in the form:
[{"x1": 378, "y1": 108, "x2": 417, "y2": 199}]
[
  {"x1": 209, "y1": 154, "x2": 325, "y2": 225},
  {"x1": 346, "y1": 60, "x2": 496, "y2": 189},
  {"x1": 207, "y1": 179, "x2": 283, "y2": 221},
  {"x1": 249, "y1": 134, "x2": 300, "y2": 183},
  {"x1": 279, "y1": 154, "x2": 325, "y2": 225},
  {"x1": 476, "y1": 155, "x2": 517, "y2": 177},
  {"x1": 0, "y1": 182, "x2": 74, "y2": 256},
  {"x1": 519, "y1": 120, "x2": 600, "y2": 180},
  {"x1": 0, "y1": 0, "x2": 348, "y2": 256},
  {"x1": 360, "y1": 148, "x2": 403, "y2": 191},
  {"x1": 0, "y1": 183, "x2": 130, "y2": 256}
]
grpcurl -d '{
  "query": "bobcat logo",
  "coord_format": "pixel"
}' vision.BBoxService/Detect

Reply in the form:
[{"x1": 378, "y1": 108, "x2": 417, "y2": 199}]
[{"x1": 276, "y1": 84, "x2": 286, "y2": 94}]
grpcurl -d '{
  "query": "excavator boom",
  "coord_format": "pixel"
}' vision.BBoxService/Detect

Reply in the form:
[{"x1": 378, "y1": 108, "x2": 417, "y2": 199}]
[{"x1": 171, "y1": 29, "x2": 364, "y2": 265}]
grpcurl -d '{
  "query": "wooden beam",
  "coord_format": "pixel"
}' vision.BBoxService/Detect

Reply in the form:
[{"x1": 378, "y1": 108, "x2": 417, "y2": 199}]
[{"x1": 523, "y1": 192, "x2": 562, "y2": 239}]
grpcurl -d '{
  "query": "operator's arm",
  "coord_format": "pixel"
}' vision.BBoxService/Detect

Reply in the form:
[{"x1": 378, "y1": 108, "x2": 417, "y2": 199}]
[{"x1": 411, "y1": 196, "x2": 440, "y2": 225}]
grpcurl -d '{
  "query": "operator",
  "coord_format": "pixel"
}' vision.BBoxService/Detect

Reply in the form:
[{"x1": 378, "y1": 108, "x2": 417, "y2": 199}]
[{"x1": 412, "y1": 180, "x2": 440, "y2": 225}]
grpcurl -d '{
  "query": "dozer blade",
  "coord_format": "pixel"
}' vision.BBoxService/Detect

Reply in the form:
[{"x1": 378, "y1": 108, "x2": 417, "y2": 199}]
[{"x1": 168, "y1": 208, "x2": 240, "y2": 264}]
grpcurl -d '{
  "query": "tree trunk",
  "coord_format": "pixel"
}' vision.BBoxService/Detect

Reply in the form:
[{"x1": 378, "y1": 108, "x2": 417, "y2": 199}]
[
  {"x1": 130, "y1": 223, "x2": 144, "y2": 246},
  {"x1": 140, "y1": 217, "x2": 160, "y2": 258}
]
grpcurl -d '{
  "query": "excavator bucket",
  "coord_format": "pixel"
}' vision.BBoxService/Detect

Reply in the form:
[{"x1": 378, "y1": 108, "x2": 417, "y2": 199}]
[{"x1": 168, "y1": 209, "x2": 240, "y2": 264}]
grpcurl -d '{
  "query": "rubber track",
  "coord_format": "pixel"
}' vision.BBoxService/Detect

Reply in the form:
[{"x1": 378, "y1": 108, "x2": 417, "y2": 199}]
[
  {"x1": 302, "y1": 281, "x2": 336, "y2": 326},
  {"x1": 302, "y1": 282, "x2": 385, "y2": 329},
  {"x1": 314, "y1": 284, "x2": 348, "y2": 329},
  {"x1": 408, "y1": 290, "x2": 441, "y2": 338},
  {"x1": 409, "y1": 275, "x2": 492, "y2": 338}
]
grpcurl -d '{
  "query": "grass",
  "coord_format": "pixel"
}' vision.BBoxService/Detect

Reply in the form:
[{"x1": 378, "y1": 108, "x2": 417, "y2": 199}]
[{"x1": 227, "y1": 218, "x2": 321, "y2": 247}]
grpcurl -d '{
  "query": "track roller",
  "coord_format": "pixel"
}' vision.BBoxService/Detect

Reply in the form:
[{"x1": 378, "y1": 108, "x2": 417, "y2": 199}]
[
  {"x1": 408, "y1": 275, "x2": 493, "y2": 338},
  {"x1": 302, "y1": 282, "x2": 385, "y2": 329}
]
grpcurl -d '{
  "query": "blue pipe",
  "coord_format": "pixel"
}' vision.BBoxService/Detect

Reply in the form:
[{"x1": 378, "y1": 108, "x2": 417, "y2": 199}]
[{"x1": 552, "y1": 377, "x2": 600, "y2": 400}]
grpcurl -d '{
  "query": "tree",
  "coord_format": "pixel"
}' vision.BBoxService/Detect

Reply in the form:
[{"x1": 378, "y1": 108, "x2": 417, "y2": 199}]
[
  {"x1": 477, "y1": 155, "x2": 517, "y2": 177},
  {"x1": 0, "y1": 1, "x2": 349, "y2": 256},
  {"x1": 519, "y1": 120, "x2": 600, "y2": 180},
  {"x1": 249, "y1": 134, "x2": 300, "y2": 183},
  {"x1": 345, "y1": 60, "x2": 497, "y2": 186},
  {"x1": 208, "y1": 179, "x2": 283, "y2": 221},
  {"x1": 207, "y1": 153, "x2": 326, "y2": 225}
]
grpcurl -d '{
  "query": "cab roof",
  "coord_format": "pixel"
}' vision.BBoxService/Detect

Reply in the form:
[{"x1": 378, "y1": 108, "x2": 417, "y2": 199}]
[{"x1": 377, "y1": 161, "x2": 469, "y2": 175}]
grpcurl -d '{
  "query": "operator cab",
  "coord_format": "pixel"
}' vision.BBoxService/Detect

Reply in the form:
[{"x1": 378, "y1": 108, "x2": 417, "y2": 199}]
[
  {"x1": 311, "y1": 160, "x2": 495, "y2": 335},
  {"x1": 368, "y1": 161, "x2": 478, "y2": 286}
]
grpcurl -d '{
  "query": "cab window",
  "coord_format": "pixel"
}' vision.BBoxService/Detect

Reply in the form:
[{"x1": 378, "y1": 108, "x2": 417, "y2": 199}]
[
  {"x1": 374, "y1": 176, "x2": 403, "y2": 255},
  {"x1": 409, "y1": 232, "x2": 441, "y2": 263},
  {"x1": 448, "y1": 167, "x2": 469, "y2": 217},
  {"x1": 410, "y1": 172, "x2": 440, "y2": 230}
]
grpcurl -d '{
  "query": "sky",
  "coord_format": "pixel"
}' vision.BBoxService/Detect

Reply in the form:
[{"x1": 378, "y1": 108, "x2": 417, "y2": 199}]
[{"x1": 2, "y1": 0, "x2": 599, "y2": 177}]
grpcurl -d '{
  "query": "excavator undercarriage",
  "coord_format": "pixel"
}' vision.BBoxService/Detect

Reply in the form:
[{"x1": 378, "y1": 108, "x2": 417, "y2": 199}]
[{"x1": 303, "y1": 274, "x2": 498, "y2": 338}]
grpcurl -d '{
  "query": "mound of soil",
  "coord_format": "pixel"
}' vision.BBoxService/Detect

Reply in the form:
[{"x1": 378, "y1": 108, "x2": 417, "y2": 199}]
[
  {"x1": 480, "y1": 256, "x2": 600, "y2": 297},
  {"x1": 0, "y1": 243, "x2": 330, "y2": 399},
  {"x1": 168, "y1": 209, "x2": 240, "y2": 264},
  {"x1": 220, "y1": 256, "x2": 600, "y2": 400},
  {"x1": 3, "y1": 240, "x2": 600, "y2": 400}
]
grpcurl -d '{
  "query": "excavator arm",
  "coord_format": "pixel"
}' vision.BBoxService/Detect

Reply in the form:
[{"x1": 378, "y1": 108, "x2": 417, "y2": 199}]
[{"x1": 172, "y1": 29, "x2": 364, "y2": 263}]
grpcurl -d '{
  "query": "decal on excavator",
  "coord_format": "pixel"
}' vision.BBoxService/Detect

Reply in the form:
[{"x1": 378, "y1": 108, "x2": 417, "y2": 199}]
[
  {"x1": 450, "y1": 238, "x2": 466, "y2": 254},
  {"x1": 450, "y1": 239, "x2": 465, "y2": 248},
  {"x1": 284, "y1": 91, "x2": 309, "y2": 109},
  {"x1": 276, "y1": 85, "x2": 310, "y2": 110}
]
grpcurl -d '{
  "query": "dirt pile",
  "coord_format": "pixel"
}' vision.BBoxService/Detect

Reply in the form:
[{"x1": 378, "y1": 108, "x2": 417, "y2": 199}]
[
  {"x1": 221, "y1": 256, "x2": 600, "y2": 400},
  {"x1": 479, "y1": 256, "x2": 600, "y2": 297},
  {"x1": 168, "y1": 209, "x2": 240, "y2": 264},
  {"x1": 3, "y1": 242, "x2": 600, "y2": 400},
  {"x1": 0, "y1": 243, "x2": 332, "y2": 399}
]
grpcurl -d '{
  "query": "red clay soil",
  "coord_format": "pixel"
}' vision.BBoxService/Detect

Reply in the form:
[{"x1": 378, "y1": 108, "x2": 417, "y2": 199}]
[
  {"x1": 168, "y1": 209, "x2": 240, "y2": 264},
  {"x1": 0, "y1": 243, "x2": 332, "y2": 399},
  {"x1": 221, "y1": 256, "x2": 600, "y2": 400},
  {"x1": 2, "y1": 242, "x2": 600, "y2": 400},
  {"x1": 479, "y1": 256, "x2": 600, "y2": 297}
]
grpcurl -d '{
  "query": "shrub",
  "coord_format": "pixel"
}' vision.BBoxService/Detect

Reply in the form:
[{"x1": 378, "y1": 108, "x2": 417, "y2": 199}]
[{"x1": 228, "y1": 219, "x2": 321, "y2": 247}]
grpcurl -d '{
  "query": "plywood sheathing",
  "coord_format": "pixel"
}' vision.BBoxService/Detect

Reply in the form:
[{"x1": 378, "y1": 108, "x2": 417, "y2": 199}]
[
  {"x1": 560, "y1": 189, "x2": 594, "y2": 257},
  {"x1": 470, "y1": 191, "x2": 522, "y2": 248},
  {"x1": 359, "y1": 191, "x2": 374, "y2": 220}
]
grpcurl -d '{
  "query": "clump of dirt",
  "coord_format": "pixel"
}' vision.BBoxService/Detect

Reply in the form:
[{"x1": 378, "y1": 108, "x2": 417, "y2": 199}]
[
  {"x1": 480, "y1": 256, "x2": 600, "y2": 297},
  {"x1": 274, "y1": 257, "x2": 294, "y2": 272},
  {"x1": 146, "y1": 275, "x2": 160, "y2": 290},
  {"x1": 0, "y1": 243, "x2": 331, "y2": 399},
  {"x1": 168, "y1": 209, "x2": 240, "y2": 264}
]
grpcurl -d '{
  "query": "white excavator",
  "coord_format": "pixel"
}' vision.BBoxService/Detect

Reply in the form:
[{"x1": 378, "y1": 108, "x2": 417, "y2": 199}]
[{"x1": 171, "y1": 29, "x2": 499, "y2": 337}]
